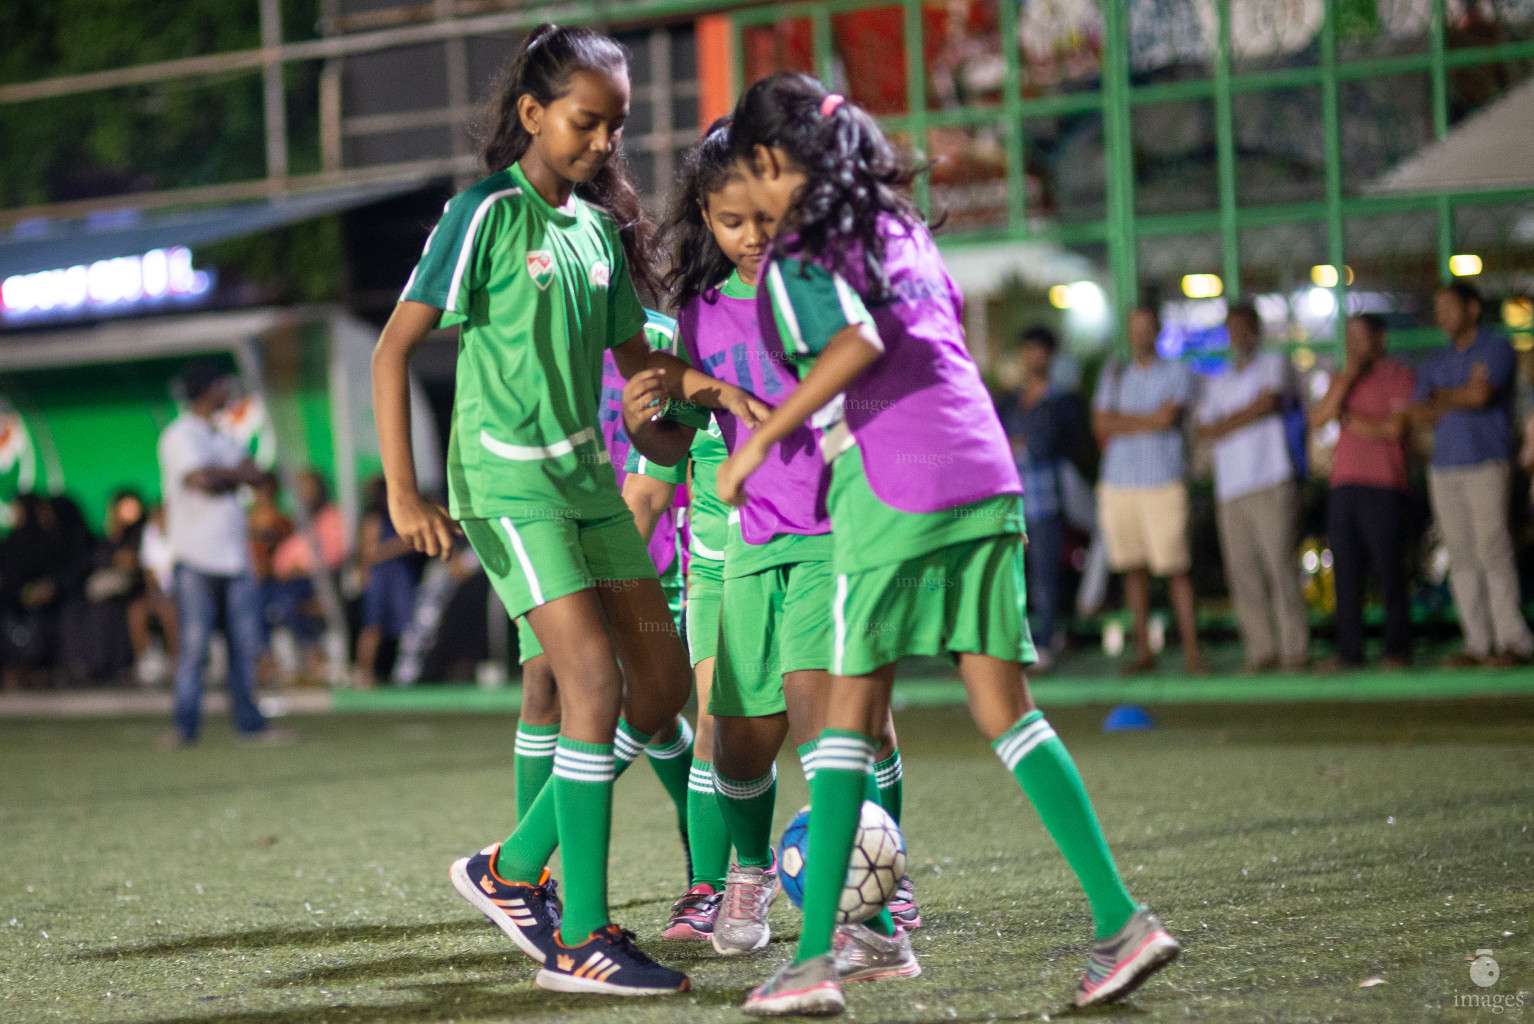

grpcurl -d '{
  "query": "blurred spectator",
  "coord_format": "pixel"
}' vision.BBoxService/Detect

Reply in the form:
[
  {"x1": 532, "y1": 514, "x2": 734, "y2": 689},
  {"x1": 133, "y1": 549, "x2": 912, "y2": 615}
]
[
  {"x1": 1196, "y1": 303, "x2": 1311, "y2": 672},
  {"x1": 0, "y1": 494, "x2": 92, "y2": 689},
  {"x1": 247, "y1": 477, "x2": 293, "y2": 682},
  {"x1": 157, "y1": 360, "x2": 279, "y2": 745},
  {"x1": 1411, "y1": 283, "x2": 1533, "y2": 668},
  {"x1": 81, "y1": 489, "x2": 150, "y2": 684},
  {"x1": 138, "y1": 503, "x2": 179, "y2": 668},
  {"x1": 353, "y1": 477, "x2": 418, "y2": 688},
  {"x1": 996, "y1": 326, "x2": 1092, "y2": 669},
  {"x1": 1310, "y1": 314, "x2": 1415, "y2": 670},
  {"x1": 270, "y1": 469, "x2": 346, "y2": 680},
  {"x1": 1092, "y1": 306, "x2": 1207, "y2": 675}
]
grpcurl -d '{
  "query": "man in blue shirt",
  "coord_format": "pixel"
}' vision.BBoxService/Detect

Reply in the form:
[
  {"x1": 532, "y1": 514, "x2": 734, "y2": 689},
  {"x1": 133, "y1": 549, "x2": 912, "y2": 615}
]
[
  {"x1": 1092, "y1": 306, "x2": 1208, "y2": 675},
  {"x1": 998, "y1": 326, "x2": 1092, "y2": 670},
  {"x1": 1412, "y1": 283, "x2": 1533, "y2": 667}
]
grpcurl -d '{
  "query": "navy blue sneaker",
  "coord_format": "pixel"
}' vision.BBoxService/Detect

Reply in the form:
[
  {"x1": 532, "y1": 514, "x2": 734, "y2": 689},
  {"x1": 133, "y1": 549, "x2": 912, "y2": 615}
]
[
  {"x1": 449, "y1": 843, "x2": 561, "y2": 964},
  {"x1": 535, "y1": 925, "x2": 690, "y2": 995}
]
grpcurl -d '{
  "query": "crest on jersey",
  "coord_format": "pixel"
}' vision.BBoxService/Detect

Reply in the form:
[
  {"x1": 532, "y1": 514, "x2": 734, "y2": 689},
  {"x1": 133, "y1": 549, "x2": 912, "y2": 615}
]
[
  {"x1": 526, "y1": 250, "x2": 556, "y2": 290},
  {"x1": 589, "y1": 260, "x2": 611, "y2": 289}
]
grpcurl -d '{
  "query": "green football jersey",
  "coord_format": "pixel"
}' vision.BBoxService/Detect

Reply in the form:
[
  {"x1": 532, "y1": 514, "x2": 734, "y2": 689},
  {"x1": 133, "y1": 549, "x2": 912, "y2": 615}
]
[
  {"x1": 626, "y1": 416, "x2": 730, "y2": 563},
  {"x1": 401, "y1": 161, "x2": 648, "y2": 520}
]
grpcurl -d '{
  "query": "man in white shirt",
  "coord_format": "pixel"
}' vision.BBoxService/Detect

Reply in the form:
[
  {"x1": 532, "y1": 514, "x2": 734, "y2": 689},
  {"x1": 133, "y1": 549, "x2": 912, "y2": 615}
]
[
  {"x1": 1196, "y1": 303, "x2": 1311, "y2": 672},
  {"x1": 158, "y1": 361, "x2": 284, "y2": 746}
]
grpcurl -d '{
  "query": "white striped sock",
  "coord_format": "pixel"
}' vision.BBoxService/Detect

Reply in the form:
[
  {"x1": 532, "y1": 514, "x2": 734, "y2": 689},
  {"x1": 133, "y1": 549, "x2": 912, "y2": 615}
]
[
  {"x1": 994, "y1": 717, "x2": 1057, "y2": 772},
  {"x1": 613, "y1": 721, "x2": 647, "y2": 765},
  {"x1": 687, "y1": 762, "x2": 715, "y2": 795},
  {"x1": 815, "y1": 734, "x2": 876, "y2": 775},
  {"x1": 554, "y1": 743, "x2": 616, "y2": 784},
  {"x1": 514, "y1": 727, "x2": 559, "y2": 758},
  {"x1": 800, "y1": 746, "x2": 820, "y2": 783},
  {"x1": 713, "y1": 764, "x2": 777, "y2": 801},
  {"x1": 647, "y1": 717, "x2": 694, "y2": 759},
  {"x1": 874, "y1": 751, "x2": 903, "y2": 788}
]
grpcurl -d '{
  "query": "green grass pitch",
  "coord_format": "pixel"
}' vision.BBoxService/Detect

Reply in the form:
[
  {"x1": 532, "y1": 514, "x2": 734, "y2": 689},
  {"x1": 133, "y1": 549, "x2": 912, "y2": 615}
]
[{"x1": 2, "y1": 700, "x2": 1530, "y2": 1023}]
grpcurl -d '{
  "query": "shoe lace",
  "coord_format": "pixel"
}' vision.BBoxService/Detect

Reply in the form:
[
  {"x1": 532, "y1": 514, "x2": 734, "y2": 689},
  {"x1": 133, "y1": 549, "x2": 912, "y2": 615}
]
[
  {"x1": 723, "y1": 872, "x2": 770, "y2": 922},
  {"x1": 533, "y1": 877, "x2": 561, "y2": 928},
  {"x1": 597, "y1": 925, "x2": 654, "y2": 967}
]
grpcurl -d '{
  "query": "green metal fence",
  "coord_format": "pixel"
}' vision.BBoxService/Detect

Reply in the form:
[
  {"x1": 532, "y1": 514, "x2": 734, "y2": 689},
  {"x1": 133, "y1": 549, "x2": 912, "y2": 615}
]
[{"x1": 731, "y1": 0, "x2": 1534, "y2": 345}]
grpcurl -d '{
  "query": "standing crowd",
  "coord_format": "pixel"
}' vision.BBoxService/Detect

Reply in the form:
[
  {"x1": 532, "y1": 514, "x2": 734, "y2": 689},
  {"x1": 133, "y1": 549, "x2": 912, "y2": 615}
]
[{"x1": 1001, "y1": 281, "x2": 1534, "y2": 675}]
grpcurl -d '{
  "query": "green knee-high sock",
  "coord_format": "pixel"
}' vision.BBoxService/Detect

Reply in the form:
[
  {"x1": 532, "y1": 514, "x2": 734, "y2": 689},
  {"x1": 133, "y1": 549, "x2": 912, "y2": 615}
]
[
  {"x1": 796, "y1": 730, "x2": 876, "y2": 963},
  {"x1": 797, "y1": 739, "x2": 819, "y2": 782},
  {"x1": 495, "y1": 718, "x2": 648, "y2": 882},
  {"x1": 803, "y1": 739, "x2": 895, "y2": 938},
  {"x1": 687, "y1": 758, "x2": 732, "y2": 889},
  {"x1": 646, "y1": 717, "x2": 694, "y2": 837},
  {"x1": 873, "y1": 750, "x2": 904, "y2": 826},
  {"x1": 995, "y1": 711, "x2": 1137, "y2": 939},
  {"x1": 713, "y1": 765, "x2": 777, "y2": 868},
  {"x1": 514, "y1": 722, "x2": 559, "y2": 821},
  {"x1": 552, "y1": 737, "x2": 615, "y2": 945}
]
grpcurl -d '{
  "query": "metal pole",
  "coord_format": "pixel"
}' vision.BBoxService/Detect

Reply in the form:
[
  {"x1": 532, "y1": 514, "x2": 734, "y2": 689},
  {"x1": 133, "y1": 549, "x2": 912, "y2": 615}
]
[
  {"x1": 999, "y1": 0, "x2": 1026, "y2": 234},
  {"x1": 812, "y1": 7, "x2": 834, "y2": 87},
  {"x1": 1214, "y1": 0, "x2": 1240, "y2": 302},
  {"x1": 1321, "y1": 0, "x2": 1346, "y2": 347},
  {"x1": 1102, "y1": 0, "x2": 1138, "y2": 343},
  {"x1": 904, "y1": 0, "x2": 929, "y2": 216},
  {"x1": 260, "y1": 0, "x2": 289, "y2": 181},
  {"x1": 1430, "y1": 0, "x2": 1453, "y2": 284}
]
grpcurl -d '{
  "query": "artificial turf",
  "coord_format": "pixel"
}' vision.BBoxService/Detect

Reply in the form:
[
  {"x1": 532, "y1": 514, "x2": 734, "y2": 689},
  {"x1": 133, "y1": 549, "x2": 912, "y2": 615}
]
[{"x1": 2, "y1": 699, "x2": 1530, "y2": 1023}]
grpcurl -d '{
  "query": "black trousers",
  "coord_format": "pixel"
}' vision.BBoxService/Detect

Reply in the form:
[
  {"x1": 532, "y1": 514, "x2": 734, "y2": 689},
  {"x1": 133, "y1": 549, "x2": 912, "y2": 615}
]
[{"x1": 1327, "y1": 485, "x2": 1412, "y2": 663}]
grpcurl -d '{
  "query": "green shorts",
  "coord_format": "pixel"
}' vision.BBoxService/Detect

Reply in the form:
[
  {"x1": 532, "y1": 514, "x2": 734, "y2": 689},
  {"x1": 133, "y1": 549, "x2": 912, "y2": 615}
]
[
  {"x1": 686, "y1": 556, "x2": 724, "y2": 666},
  {"x1": 462, "y1": 509, "x2": 656, "y2": 625},
  {"x1": 831, "y1": 533, "x2": 1037, "y2": 676},
  {"x1": 710, "y1": 557, "x2": 834, "y2": 718}
]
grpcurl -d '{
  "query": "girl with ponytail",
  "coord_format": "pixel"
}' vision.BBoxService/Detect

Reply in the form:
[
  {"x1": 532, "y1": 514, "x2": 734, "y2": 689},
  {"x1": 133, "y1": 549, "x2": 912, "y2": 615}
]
[
  {"x1": 715, "y1": 72, "x2": 1180, "y2": 1016},
  {"x1": 371, "y1": 25, "x2": 766, "y2": 998}
]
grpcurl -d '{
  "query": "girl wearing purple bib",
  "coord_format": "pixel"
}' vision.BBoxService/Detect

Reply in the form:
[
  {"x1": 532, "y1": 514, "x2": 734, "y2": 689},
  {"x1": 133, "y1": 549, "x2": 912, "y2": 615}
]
[
  {"x1": 629, "y1": 119, "x2": 913, "y2": 958},
  {"x1": 717, "y1": 74, "x2": 1178, "y2": 1017}
]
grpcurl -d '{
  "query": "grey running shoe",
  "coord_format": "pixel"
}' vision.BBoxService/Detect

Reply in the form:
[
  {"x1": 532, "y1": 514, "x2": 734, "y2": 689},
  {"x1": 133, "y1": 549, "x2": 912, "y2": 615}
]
[
  {"x1": 832, "y1": 922, "x2": 921, "y2": 982},
  {"x1": 712, "y1": 855, "x2": 779, "y2": 956},
  {"x1": 1075, "y1": 907, "x2": 1180, "y2": 1007},
  {"x1": 743, "y1": 954, "x2": 845, "y2": 1016}
]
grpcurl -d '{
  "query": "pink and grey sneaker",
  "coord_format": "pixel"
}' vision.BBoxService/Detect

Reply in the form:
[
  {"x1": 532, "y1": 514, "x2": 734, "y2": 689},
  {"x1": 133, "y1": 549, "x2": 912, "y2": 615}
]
[
  {"x1": 742, "y1": 954, "x2": 845, "y2": 1017},
  {"x1": 662, "y1": 883, "x2": 722, "y2": 941},
  {"x1": 887, "y1": 874, "x2": 921, "y2": 931},
  {"x1": 1074, "y1": 907, "x2": 1180, "y2": 1007},
  {"x1": 712, "y1": 853, "x2": 780, "y2": 956},
  {"x1": 832, "y1": 922, "x2": 921, "y2": 982}
]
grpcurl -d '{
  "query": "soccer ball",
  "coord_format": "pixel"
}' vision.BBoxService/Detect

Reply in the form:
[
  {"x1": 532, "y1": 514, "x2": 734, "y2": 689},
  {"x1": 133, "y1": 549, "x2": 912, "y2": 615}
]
[{"x1": 778, "y1": 800, "x2": 906, "y2": 924}]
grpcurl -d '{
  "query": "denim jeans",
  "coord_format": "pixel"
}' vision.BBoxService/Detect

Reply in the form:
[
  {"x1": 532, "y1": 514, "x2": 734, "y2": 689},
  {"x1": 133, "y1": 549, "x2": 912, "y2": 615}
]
[
  {"x1": 173, "y1": 565, "x2": 267, "y2": 740},
  {"x1": 1024, "y1": 514, "x2": 1064, "y2": 651}
]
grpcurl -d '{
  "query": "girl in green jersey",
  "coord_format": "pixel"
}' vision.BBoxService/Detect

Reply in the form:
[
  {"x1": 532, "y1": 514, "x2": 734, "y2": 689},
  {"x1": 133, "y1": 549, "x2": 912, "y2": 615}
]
[{"x1": 372, "y1": 25, "x2": 764, "y2": 997}]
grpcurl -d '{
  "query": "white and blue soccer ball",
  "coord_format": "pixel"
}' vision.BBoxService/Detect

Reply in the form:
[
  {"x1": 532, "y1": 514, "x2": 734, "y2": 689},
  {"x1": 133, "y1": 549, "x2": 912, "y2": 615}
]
[{"x1": 778, "y1": 800, "x2": 906, "y2": 924}]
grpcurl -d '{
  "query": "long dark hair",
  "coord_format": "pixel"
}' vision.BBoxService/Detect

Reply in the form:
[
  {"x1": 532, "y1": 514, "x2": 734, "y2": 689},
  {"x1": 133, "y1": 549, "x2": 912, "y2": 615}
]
[
  {"x1": 728, "y1": 72, "x2": 923, "y2": 302},
  {"x1": 662, "y1": 116, "x2": 741, "y2": 310},
  {"x1": 476, "y1": 24, "x2": 661, "y2": 302}
]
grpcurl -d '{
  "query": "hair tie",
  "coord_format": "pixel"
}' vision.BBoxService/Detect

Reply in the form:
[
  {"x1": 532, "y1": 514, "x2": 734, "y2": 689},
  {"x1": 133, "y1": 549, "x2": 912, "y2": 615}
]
[{"x1": 820, "y1": 93, "x2": 845, "y2": 117}]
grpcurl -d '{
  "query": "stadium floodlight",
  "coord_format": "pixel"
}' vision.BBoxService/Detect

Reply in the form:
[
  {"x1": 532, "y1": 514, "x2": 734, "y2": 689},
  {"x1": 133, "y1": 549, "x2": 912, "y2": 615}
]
[
  {"x1": 1503, "y1": 298, "x2": 1533, "y2": 330},
  {"x1": 1309, "y1": 265, "x2": 1354, "y2": 288},
  {"x1": 1449, "y1": 254, "x2": 1483, "y2": 276},
  {"x1": 1049, "y1": 284, "x2": 1072, "y2": 309},
  {"x1": 1181, "y1": 274, "x2": 1223, "y2": 299}
]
